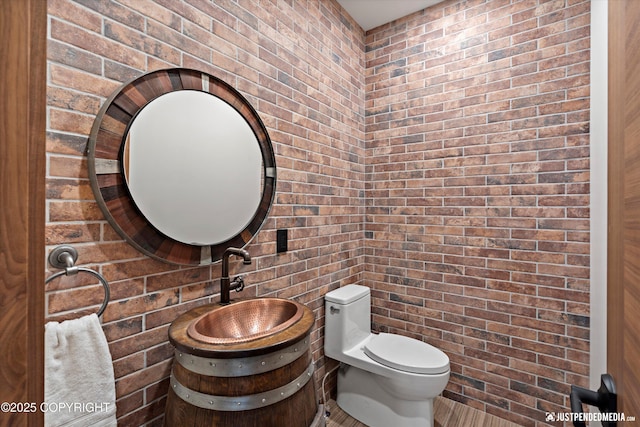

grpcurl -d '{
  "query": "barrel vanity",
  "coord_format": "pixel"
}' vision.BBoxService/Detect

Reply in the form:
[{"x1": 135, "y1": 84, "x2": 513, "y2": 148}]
[{"x1": 164, "y1": 298, "x2": 324, "y2": 427}]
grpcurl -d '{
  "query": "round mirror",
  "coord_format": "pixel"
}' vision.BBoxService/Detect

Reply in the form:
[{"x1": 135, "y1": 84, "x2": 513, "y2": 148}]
[
  {"x1": 124, "y1": 91, "x2": 263, "y2": 245},
  {"x1": 88, "y1": 68, "x2": 276, "y2": 265}
]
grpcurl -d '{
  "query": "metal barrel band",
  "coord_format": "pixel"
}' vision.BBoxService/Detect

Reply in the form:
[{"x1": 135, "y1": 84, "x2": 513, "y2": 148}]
[
  {"x1": 175, "y1": 337, "x2": 310, "y2": 377},
  {"x1": 170, "y1": 361, "x2": 315, "y2": 411}
]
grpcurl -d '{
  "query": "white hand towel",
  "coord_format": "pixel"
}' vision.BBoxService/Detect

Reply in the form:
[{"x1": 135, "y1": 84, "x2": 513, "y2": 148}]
[{"x1": 45, "y1": 313, "x2": 117, "y2": 427}]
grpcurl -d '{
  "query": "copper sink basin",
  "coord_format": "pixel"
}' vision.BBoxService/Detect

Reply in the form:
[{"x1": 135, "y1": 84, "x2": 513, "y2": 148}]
[{"x1": 186, "y1": 298, "x2": 305, "y2": 344}]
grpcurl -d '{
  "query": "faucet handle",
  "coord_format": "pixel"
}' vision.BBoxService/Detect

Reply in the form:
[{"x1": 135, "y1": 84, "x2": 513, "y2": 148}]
[{"x1": 231, "y1": 275, "x2": 245, "y2": 292}]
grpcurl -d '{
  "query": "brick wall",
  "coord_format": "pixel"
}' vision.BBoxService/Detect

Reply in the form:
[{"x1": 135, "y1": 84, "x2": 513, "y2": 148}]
[
  {"x1": 45, "y1": 0, "x2": 365, "y2": 424},
  {"x1": 45, "y1": 0, "x2": 591, "y2": 426},
  {"x1": 364, "y1": 0, "x2": 590, "y2": 426}
]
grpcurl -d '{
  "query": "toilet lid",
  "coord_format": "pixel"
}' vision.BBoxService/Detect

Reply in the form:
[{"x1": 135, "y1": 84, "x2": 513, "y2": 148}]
[{"x1": 364, "y1": 333, "x2": 449, "y2": 374}]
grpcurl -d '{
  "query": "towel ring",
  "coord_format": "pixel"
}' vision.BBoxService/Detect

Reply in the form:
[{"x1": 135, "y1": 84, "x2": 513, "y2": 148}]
[{"x1": 45, "y1": 245, "x2": 111, "y2": 317}]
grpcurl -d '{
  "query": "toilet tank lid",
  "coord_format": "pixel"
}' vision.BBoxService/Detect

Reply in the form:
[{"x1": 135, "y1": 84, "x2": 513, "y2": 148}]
[{"x1": 325, "y1": 284, "x2": 370, "y2": 304}]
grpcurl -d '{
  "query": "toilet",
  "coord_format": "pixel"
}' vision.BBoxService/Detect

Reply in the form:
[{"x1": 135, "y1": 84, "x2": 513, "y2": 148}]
[{"x1": 324, "y1": 285, "x2": 450, "y2": 427}]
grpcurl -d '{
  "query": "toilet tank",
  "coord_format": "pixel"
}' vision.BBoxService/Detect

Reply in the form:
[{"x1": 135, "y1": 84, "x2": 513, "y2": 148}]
[{"x1": 324, "y1": 285, "x2": 371, "y2": 358}]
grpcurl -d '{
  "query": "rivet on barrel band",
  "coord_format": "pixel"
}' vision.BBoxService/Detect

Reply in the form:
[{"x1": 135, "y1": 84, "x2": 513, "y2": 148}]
[{"x1": 170, "y1": 362, "x2": 315, "y2": 411}]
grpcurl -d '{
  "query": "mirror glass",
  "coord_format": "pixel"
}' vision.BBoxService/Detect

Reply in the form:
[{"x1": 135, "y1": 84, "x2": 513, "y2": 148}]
[
  {"x1": 124, "y1": 91, "x2": 262, "y2": 245},
  {"x1": 88, "y1": 68, "x2": 276, "y2": 265}
]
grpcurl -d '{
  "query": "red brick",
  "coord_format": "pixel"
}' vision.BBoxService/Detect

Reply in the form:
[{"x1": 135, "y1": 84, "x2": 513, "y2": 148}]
[{"x1": 46, "y1": 0, "x2": 592, "y2": 425}]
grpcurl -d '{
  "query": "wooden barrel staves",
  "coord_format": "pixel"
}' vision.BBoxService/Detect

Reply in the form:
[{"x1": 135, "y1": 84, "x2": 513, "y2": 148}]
[{"x1": 164, "y1": 303, "x2": 323, "y2": 427}]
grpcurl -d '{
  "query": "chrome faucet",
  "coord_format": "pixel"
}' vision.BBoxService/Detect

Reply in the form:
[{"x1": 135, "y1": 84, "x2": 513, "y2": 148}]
[{"x1": 220, "y1": 247, "x2": 252, "y2": 305}]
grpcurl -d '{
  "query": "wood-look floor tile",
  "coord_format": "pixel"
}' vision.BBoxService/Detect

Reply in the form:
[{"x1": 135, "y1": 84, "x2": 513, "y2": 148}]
[{"x1": 326, "y1": 396, "x2": 523, "y2": 427}]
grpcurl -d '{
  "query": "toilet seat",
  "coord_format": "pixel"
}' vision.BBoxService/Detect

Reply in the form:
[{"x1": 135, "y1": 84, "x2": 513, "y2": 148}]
[{"x1": 363, "y1": 333, "x2": 449, "y2": 375}]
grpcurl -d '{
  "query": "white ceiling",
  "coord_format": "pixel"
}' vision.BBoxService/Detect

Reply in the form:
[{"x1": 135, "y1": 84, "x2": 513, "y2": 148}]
[{"x1": 336, "y1": 0, "x2": 444, "y2": 31}]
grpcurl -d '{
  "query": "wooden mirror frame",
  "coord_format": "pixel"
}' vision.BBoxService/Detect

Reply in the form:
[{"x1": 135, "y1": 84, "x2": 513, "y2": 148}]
[{"x1": 88, "y1": 68, "x2": 276, "y2": 265}]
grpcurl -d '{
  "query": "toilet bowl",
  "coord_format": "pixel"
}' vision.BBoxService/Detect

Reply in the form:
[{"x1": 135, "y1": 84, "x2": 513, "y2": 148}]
[{"x1": 324, "y1": 285, "x2": 450, "y2": 427}]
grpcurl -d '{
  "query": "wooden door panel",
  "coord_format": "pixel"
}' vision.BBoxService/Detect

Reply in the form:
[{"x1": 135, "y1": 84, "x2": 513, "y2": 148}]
[
  {"x1": 0, "y1": 1, "x2": 46, "y2": 426},
  {"x1": 608, "y1": 0, "x2": 640, "y2": 418}
]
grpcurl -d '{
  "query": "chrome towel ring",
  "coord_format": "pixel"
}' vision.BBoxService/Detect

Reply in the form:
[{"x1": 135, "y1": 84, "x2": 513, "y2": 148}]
[{"x1": 45, "y1": 245, "x2": 110, "y2": 318}]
